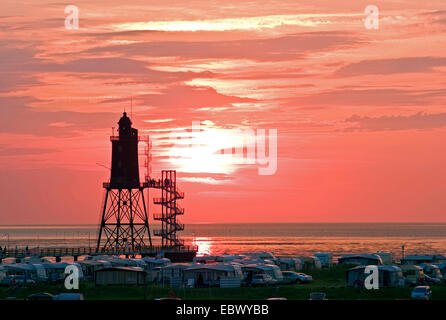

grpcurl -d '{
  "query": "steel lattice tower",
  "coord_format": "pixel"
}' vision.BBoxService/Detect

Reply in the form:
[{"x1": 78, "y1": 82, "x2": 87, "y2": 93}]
[{"x1": 97, "y1": 112, "x2": 152, "y2": 251}]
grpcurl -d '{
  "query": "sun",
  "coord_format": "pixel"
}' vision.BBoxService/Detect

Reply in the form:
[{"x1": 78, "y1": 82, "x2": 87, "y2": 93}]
[{"x1": 167, "y1": 122, "x2": 239, "y2": 175}]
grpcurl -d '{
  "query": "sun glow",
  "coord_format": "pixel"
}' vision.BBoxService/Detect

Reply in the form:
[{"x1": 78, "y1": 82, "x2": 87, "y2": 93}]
[
  {"x1": 168, "y1": 125, "x2": 235, "y2": 174},
  {"x1": 165, "y1": 123, "x2": 258, "y2": 175},
  {"x1": 111, "y1": 14, "x2": 335, "y2": 32}
]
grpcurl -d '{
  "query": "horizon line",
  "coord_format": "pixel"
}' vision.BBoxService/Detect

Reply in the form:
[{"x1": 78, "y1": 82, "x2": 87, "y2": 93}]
[{"x1": 1, "y1": 221, "x2": 446, "y2": 227}]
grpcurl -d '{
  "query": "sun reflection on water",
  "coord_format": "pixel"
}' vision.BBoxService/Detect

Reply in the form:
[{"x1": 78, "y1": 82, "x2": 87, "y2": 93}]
[{"x1": 192, "y1": 237, "x2": 213, "y2": 257}]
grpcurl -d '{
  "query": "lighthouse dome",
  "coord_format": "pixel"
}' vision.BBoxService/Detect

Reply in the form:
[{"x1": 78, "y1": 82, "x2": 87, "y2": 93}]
[{"x1": 118, "y1": 112, "x2": 132, "y2": 136}]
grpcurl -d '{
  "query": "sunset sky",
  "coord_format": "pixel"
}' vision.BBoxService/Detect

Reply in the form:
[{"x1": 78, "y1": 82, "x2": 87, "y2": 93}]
[{"x1": 1, "y1": 0, "x2": 446, "y2": 224}]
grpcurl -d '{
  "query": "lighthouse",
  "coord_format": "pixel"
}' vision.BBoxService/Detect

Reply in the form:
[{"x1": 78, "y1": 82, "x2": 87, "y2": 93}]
[{"x1": 96, "y1": 112, "x2": 152, "y2": 251}]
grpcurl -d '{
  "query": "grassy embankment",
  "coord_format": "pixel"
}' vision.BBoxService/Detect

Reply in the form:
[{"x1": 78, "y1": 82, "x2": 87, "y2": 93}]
[{"x1": 1, "y1": 265, "x2": 445, "y2": 300}]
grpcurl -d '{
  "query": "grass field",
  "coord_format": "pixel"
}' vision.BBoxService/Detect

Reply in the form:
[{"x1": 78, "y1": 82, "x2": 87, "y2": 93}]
[{"x1": 1, "y1": 265, "x2": 445, "y2": 300}]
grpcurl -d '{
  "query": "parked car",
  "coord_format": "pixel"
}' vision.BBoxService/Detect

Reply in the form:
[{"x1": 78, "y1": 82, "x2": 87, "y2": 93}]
[
  {"x1": 281, "y1": 271, "x2": 313, "y2": 284},
  {"x1": 251, "y1": 274, "x2": 278, "y2": 286},
  {"x1": 424, "y1": 274, "x2": 441, "y2": 285},
  {"x1": 309, "y1": 292, "x2": 327, "y2": 300},
  {"x1": 53, "y1": 293, "x2": 84, "y2": 300},
  {"x1": 1, "y1": 275, "x2": 36, "y2": 286},
  {"x1": 411, "y1": 286, "x2": 432, "y2": 300},
  {"x1": 26, "y1": 292, "x2": 55, "y2": 300}
]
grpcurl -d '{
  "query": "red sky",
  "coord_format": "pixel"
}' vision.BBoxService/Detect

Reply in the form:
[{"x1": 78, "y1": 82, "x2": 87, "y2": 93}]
[{"x1": 1, "y1": 0, "x2": 446, "y2": 224}]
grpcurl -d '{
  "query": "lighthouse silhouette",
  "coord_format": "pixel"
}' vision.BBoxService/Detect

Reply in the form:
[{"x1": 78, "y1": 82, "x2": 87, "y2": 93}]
[
  {"x1": 110, "y1": 112, "x2": 140, "y2": 188},
  {"x1": 96, "y1": 112, "x2": 152, "y2": 251}
]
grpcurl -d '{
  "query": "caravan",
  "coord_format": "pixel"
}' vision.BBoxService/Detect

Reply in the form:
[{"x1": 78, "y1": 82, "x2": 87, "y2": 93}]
[
  {"x1": 338, "y1": 254, "x2": 383, "y2": 266},
  {"x1": 346, "y1": 265, "x2": 404, "y2": 288},
  {"x1": 276, "y1": 257, "x2": 303, "y2": 271},
  {"x1": 244, "y1": 252, "x2": 276, "y2": 261},
  {"x1": 1, "y1": 264, "x2": 47, "y2": 283},
  {"x1": 401, "y1": 255, "x2": 446, "y2": 265},
  {"x1": 299, "y1": 256, "x2": 322, "y2": 270},
  {"x1": 314, "y1": 253, "x2": 333, "y2": 268},
  {"x1": 158, "y1": 263, "x2": 191, "y2": 284},
  {"x1": 183, "y1": 264, "x2": 243, "y2": 288},
  {"x1": 42, "y1": 263, "x2": 84, "y2": 283},
  {"x1": 400, "y1": 265, "x2": 425, "y2": 286},
  {"x1": 374, "y1": 252, "x2": 394, "y2": 265},
  {"x1": 241, "y1": 264, "x2": 283, "y2": 285},
  {"x1": 79, "y1": 260, "x2": 112, "y2": 280},
  {"x1": 418, "y1": 264, "x2": 442, "y2": 284}
]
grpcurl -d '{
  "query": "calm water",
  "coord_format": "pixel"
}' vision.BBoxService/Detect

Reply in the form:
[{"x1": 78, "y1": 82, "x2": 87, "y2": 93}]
[{"x1": 1, "y1": 223, "x2": 446, "y2": 260}]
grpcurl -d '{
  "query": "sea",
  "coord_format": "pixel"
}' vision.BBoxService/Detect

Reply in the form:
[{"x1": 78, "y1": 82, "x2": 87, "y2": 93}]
[{"x1": 1, "y1": 223, "x2": 446, "y2": 261}]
